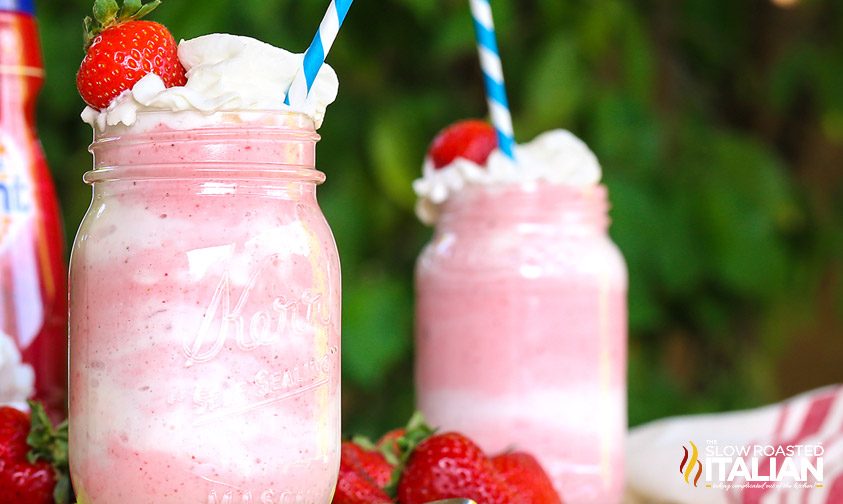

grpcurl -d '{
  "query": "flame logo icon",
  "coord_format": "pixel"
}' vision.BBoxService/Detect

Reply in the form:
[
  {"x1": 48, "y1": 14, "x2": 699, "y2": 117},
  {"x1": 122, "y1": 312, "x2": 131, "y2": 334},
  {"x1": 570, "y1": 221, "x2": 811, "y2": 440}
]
[{"x1": 680, "y1": 440, "x2": 703, "y2": 487}]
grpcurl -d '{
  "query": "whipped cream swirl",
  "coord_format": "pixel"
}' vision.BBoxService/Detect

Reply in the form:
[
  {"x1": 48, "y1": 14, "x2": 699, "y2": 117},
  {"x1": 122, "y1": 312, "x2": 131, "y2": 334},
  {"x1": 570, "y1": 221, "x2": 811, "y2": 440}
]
[
  {"x1": 82, "y1": 34, "x2": 339, "y2": 131},
  {"x1": 413, "y1": 129, "x2": 602, "y2": 224},
  {"x1": 0, "y1": 331, "x2": 34, "y2": 411}
]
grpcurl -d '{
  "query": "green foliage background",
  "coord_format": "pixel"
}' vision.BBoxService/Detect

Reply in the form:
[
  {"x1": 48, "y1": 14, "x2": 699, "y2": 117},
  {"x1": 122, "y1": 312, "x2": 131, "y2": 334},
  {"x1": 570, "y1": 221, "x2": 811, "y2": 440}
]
[{"x1": 34, "y1": 0, "x2": 843, "y2": 436}]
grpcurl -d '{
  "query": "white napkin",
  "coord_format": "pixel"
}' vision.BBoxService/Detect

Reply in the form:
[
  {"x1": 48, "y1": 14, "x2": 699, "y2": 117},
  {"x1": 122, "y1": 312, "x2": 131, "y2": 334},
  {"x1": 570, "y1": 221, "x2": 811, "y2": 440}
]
[{"x1": 625, "y1": 385, "x2": 843, "y2": 504}]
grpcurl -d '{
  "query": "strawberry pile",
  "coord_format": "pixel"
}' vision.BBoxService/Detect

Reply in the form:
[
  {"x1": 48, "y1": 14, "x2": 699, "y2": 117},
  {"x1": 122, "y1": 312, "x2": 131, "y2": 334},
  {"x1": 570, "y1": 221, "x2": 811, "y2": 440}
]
[
  {"x1": 332, "y1": 414, "x2": 562, "y2": 504},
  {"x1": 76, "y1": 0, "x2": 186, "y2": 110},
  {"x1": 0, "y1": 403, "x2": 69, "y2": 504}
]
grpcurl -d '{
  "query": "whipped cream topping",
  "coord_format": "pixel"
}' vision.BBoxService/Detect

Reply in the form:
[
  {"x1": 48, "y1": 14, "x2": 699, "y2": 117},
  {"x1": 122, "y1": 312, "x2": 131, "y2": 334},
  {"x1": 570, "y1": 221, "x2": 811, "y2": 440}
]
[
  {"x1": 0, "y1": 331, "x2": 34, "y2": 411},
  {"x1": 413, "y1": 129, "x2": 602, "y2": 224},
  {"x1": 82, "y1": 34, "x2": 339, "y2": 131}
]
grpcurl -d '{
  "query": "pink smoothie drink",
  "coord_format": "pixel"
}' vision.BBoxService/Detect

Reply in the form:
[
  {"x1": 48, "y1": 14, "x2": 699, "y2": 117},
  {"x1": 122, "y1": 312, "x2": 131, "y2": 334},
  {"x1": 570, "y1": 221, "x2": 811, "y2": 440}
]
[
  {"x1": 70, "y1": 112, "x2": 340, "y2": 503},
  {"x1": 70, "y1": 35, "x2": 342, "y2": 504},
  {"x1": 414, "y1": 130, "x2": 628, "y2": 503}
]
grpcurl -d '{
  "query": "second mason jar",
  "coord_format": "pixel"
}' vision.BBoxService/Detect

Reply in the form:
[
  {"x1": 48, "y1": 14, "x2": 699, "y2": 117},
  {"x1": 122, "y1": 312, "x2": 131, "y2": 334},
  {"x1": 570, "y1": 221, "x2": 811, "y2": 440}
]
[
  {"x1": 415, "y1": 181, "x2": 627, "y2": 504},
  {"x1": 69, "y1": 111, "x2": 341, "y2": 504}
]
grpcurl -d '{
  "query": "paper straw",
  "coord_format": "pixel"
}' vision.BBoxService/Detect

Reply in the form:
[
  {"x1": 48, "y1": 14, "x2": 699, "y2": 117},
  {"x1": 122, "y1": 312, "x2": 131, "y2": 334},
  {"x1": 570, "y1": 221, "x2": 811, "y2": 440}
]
[
  {"x1": 284, "y1": 0, "x2": 353, "y2": 106},
  {"x1": 469, "y1": 0, "x2": 516, "y2": 161}
]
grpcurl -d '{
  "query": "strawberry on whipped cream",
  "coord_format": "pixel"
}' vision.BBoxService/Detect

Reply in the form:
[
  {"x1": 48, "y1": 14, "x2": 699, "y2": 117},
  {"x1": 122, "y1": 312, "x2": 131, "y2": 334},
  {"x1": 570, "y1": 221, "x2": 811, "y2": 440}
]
[
  {"x1": 413, "y1": 129, "x2": 602, "y2": 224},
  {"x1": 81, "y1": 34, "x2": 339, "y2": 131}
]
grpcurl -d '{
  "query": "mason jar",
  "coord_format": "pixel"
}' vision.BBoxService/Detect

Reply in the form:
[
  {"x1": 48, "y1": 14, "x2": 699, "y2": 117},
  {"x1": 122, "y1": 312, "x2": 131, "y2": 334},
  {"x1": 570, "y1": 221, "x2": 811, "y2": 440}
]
[
  {"x1": 69, "y1": 111, "x2": 341, "y2": 504},
  {"x1": 415, "y1": 182, "x2": 627, "y2": 504}
]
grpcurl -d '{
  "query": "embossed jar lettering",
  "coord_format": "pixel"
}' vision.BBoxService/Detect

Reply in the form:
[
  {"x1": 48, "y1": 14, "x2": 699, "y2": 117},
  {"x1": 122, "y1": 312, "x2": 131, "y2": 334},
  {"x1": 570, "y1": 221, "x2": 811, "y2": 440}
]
[{"x1": 183, "y1": 254, "x2": 333, "y2": 367}]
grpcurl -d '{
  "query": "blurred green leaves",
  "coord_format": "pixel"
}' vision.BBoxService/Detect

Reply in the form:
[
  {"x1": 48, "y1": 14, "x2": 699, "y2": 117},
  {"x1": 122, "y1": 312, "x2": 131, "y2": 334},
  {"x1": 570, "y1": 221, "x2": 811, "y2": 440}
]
[
  {"x1": 343, "y1": 276, "x2": 412, "y2": 388},
  {"x1": 521, "y1": 34, "x2": 584, "y2": 137},
  {"x1": 370, "y1": 104, "x2": 429, "y2": 211},
  {"x1": 685, "y1": 131, "x2": 793, "y2": 299}
]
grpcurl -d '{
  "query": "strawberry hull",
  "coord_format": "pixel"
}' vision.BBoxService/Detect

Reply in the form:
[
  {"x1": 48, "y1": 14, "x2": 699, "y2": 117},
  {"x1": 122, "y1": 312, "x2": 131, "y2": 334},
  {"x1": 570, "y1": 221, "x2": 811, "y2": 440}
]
[{"x1": 68, "y1": 113, "x2": 341, "y2": 504}]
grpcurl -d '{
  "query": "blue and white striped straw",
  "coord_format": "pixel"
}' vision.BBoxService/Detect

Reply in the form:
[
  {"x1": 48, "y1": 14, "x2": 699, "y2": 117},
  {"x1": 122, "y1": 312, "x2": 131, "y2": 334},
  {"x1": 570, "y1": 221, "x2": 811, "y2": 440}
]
[
  {"x1": 284, "y1": 0, "x2": 353, "y2": 106},
  {"x1": 469, "y1": 0, "x2": 516, "y2": 161}
]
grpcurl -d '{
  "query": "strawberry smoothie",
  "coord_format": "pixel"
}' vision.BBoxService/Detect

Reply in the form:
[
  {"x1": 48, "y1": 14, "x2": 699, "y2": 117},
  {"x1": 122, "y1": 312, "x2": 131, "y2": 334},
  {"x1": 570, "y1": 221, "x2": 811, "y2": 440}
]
[
  {"x1": 70, "y1": 35, "x2": 342, "y2": 504},
  {"x1": 414, "y1": 130, "x2": 628, "y2": 503}
]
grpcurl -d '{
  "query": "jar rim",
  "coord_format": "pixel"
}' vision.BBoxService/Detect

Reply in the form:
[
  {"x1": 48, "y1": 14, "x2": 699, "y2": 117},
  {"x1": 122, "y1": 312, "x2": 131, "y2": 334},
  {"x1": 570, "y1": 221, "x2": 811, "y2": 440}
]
[
  {"x1": 82, "y1": 165, "x2": 327, "y2": 185},
  {"x1": 444, "y1": 180, "x2": 608, "y2": 204},
  {"x1": 87, "y1": 110, "x2": 324, "y2": 184},
  {"x1": 437, "y1": 181, "x2": 610, "y2": 231}
]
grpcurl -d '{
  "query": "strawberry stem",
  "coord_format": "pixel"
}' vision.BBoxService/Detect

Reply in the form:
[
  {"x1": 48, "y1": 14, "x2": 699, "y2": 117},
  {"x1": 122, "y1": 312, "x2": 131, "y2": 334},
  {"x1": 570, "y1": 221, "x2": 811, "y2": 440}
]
[
  {"x1": 377, "y1": 440, "x2": 401, "y2": 467},
  {"x1": 26, "y1": 401, "x2": 71, "y2": 504},
  {"x1": 83, "y1": 0, "x2": 163, "y2": 48},
  {"x1": 92, "y1": 0, "x2": 119, "y2": 26},
  {"x1": 351, "y1": 434, "x2": 377, "y2": 451},
  {"x1": 383, "y1": 412, "x2": 437, "y2": 498}
]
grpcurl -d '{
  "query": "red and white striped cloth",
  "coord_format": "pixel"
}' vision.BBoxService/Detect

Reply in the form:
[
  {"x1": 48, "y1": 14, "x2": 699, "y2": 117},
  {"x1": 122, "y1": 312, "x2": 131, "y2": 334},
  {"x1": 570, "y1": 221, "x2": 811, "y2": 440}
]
[{"x1": 626, "y1": 385, "x2": 843, "y2": 504}]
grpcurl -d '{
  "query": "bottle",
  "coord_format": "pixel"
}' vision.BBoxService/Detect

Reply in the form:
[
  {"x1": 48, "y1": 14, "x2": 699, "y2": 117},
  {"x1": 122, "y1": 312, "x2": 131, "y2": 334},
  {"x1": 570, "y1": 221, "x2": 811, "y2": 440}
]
[{"x1": 0, "y1": 0, "x2": 68, "y2": 417}]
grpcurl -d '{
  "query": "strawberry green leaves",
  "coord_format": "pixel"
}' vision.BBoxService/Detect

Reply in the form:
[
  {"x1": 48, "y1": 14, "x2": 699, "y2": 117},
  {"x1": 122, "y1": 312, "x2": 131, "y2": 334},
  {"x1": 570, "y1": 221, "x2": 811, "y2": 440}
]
[
  {"x1": 84, "y1": 0, "x2": 162, "y2": 47},
  {"x1": 26, "y1": 401, "x2": 70, "y2": 504}
]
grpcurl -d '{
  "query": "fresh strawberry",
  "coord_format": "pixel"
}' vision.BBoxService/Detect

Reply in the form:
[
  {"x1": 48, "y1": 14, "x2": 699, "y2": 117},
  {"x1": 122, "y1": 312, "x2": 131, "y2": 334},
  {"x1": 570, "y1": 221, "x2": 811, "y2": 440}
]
[
  {"x1": 376, "y1": 428, "x2": 405, "y2": 459},
  {"x1": 397, "y1": 432, "x2": 514, "y2": 504},
  {"x1": 343, "y1": 441, "x2": 393, "y2": 488},
  {"x1": 0, "y1": 403, "x2": 70, "y2": 504},
  {"x1": 76, "y1": 0, "x2": 186, "y2": 110},
  {"x1": 492, "y1": 452, "x2": 563, "y2": 504},
  {"x1": 332, "y1": 442, "x2": 393, "y2": 504},
  {"x1": 428, "y1": 120, "x2": 499, "y2": 169},
  {"x1": 333, "y1": 464, "x2": 392, "y2": 504},
  {"x1": 0, "y1": 458, "x2": 56, "y2": 503},
  {"x1": 0, "y1": 407, "x2": 30, "y2": 461}
]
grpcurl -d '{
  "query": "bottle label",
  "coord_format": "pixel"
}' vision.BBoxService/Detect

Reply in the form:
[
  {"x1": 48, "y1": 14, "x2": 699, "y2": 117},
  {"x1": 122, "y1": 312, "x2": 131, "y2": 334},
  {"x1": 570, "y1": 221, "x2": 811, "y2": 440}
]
[{"x1": 0, "y1": 135, "x2": 34, "y2": 252}]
